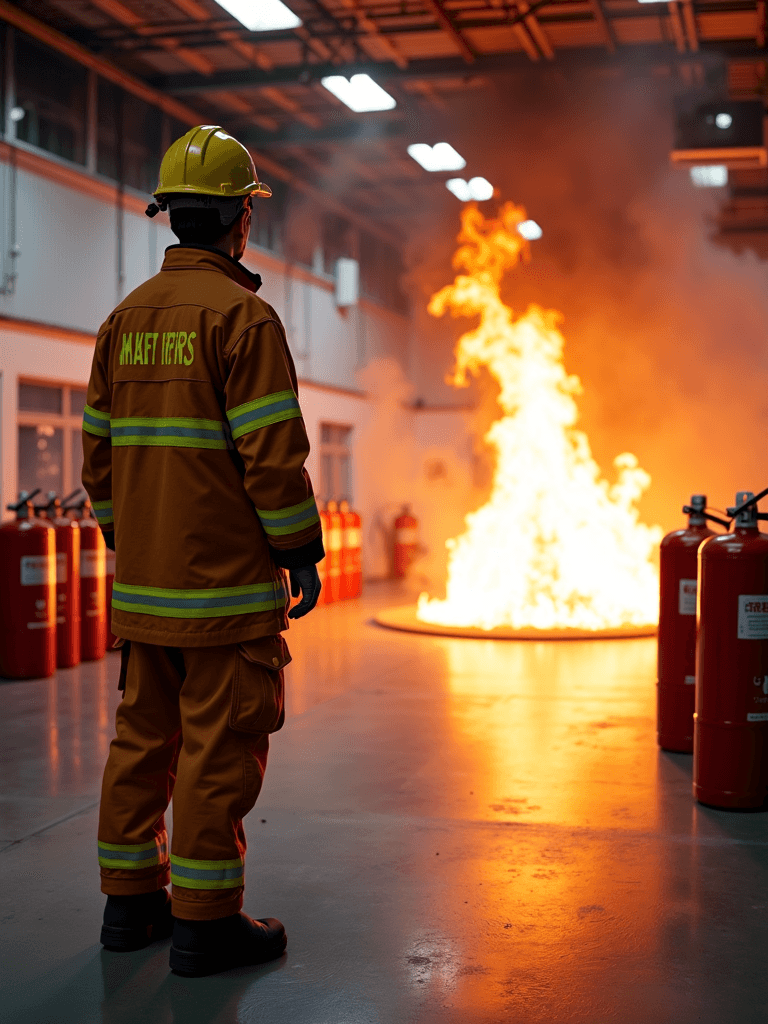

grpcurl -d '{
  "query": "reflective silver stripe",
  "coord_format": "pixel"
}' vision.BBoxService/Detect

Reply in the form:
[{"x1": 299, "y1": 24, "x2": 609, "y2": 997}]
[{"x1": 171, "y1": 863, "x2": 243, "y2": 881}]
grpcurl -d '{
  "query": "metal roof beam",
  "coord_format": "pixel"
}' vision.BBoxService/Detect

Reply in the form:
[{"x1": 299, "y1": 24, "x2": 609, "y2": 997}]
[
  {"x1": 238, "y1": 119, "x2": 415, "y2": 148},
  {"x1": 156, "y1": 43, "x2": 753, "y2": 95},
  {"x1": 423, "y1": 0, "x2": 477, "y2": 63}
]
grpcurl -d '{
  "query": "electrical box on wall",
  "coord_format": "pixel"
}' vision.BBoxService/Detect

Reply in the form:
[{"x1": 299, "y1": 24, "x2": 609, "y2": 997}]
[{"x1": 335, "y1": 258, "x2": 359, "y2": 308}]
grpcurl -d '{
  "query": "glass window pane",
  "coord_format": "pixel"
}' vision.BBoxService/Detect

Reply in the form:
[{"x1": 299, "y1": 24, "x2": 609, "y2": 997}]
[
  {"x1": 338, "y1": 455, "x2": 350, "y2": 503},
  {"x1": 15, "y1": 31, "x2": 87, "y2": 165},
  {"x1": 320, "y1": 453, "x2": 333, "y2": 503},
  {"x1": 122, "y1": 94, "x2": 162, "y2": 194},
  {"x1": 19, "y1": 382, "x2": 62, "y2": 414},
  {"x1": 18, "y1": 425, "x2": 63, "y2": 496},
  {"x1": 69, "y1": 388, "x2": 88, "y2": 417},
  {"x1": 70, "y1": 428, "x2": 84, "y2": 495},
  {"x1": 96, "y1": 80, "x2": 120, "y2": 181},
  {"x1": 98, "y1": 82, "x2": 162, "y2": 193}
]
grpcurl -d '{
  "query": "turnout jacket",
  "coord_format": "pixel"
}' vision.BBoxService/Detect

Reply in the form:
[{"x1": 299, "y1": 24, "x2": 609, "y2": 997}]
[{"x1": 82, "y1": 245, "x2": 323, "y2": 647}]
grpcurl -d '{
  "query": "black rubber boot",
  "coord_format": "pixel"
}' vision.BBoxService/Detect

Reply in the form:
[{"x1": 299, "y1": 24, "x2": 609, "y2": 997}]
[
  {"x1": 100, "y1": 888, "x2": 174, "y2": 952},
  {"x1": 169, "y1": 912, "x2": 287, "y2": 977}
]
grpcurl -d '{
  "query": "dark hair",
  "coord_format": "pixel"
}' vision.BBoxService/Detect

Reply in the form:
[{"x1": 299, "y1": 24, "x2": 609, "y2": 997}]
[{"x1": 169, "y1": 208, "x2": 228, "y2": 245}]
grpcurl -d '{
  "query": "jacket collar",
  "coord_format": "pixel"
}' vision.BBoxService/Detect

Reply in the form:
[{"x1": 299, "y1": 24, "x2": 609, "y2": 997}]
[{"x1": 162, "y1": 244, "x2": 262, "y2": 293}]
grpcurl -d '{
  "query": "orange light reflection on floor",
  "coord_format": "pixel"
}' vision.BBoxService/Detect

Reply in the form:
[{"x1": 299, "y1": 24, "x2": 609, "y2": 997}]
[{"x1": 405, "y1": 635, "x2": 664, "y2": 1020}]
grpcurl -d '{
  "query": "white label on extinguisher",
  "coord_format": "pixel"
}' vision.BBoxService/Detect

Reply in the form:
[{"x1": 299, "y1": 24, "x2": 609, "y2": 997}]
[
  {"x1": 738, "y1": 596, "x2": 768, "y2": 639},
  {"x1": 678, "y1": 579, "x2": 697, "y2": 616},
  {"x1": 56, "y1": 552, "x2": 67, "y2": 584},
  {"x1": 748, "y1": 713, "x2": 768, "y2": 722},
  {"x1": 20, "y1": 555, "x2": 55, "y2": 586},
  {"x1": 396, "y1": 527, "x2": 418, "y2": 546},
  {"x1": 685, "y1": 675, "x2": 696, "y2": 686},
  {"x1": 344, "y1": 528, "x2": 362, "y2": 549},
  {"x1": 80, "y1": 549, "x2": 106, "y2": 579},
  {"x1": 106, "y1": 550, "x2": 116, "y2": 576}
]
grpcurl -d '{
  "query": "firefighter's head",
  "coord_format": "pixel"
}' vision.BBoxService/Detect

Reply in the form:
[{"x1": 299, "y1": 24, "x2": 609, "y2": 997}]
[{"x1": 146, "y1": 125, "x2": 271, "y2": 261}]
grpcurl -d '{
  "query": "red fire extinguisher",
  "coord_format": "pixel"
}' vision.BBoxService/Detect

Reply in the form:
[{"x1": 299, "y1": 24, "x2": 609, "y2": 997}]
[
  {"x1": 67, "y1": 497, "x2": 107, "y2": 663},
  {"x1": 339, "y1": 501, "x2": 362, "y2": 600},
  {"x1": 694, "y1": 490, "x2": 768, "y2": 808},
  {"x1": 394, "y1": 505, "x2": 418, "y2": 578},
  {"x1": 657, "y1": 494, "x2": 727, "y2": 753},
  {"x1": 325, "y1": 501, "x2": 343, "y2": 604},
  {"x1": 316, "y1": 502, "x2": 328, "y2": 607},
  {"x1": 37, "y1": 490, "x2": 82, "y2": 670},
  {"x1": 0, "y1": 489, "x2": 57, "y2": 680}
]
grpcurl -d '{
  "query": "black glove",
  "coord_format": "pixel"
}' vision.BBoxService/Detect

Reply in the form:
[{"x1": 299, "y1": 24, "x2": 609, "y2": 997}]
[
  {"x1": 287, "y1": 564, "x2": 322, "y2": 619},
  {"x1": 102, "y1": 530, "x2": 116, "y2": 552}
]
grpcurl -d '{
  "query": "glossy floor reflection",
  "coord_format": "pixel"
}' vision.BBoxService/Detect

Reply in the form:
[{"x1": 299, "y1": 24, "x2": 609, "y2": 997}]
[{"x1": 2, "y1": 582, "x2": 767, "y2": 1023}]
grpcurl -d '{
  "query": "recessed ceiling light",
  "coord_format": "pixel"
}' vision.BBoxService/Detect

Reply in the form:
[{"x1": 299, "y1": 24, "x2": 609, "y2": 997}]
[
  {"x1": 446, "y1": 179, "x2": 472, "y2": 202},
  {"x1": 407, "y1": 143, "x2": 466, "y2": 172},
  {"x1": 690, "y1": 165, "x2": 728, "y2": 187},
  {"x1": 446, "y1": 177, "x2": 494, "y2": 202},
  {"x1": 715, "y1": 112, "x2": 733, "y2": 129},
  {"x1": 213, "y1": 0, "x2": 301, "y2": 31},
  {"x1": 518, "y1": 219, "x2": 543, "y2": 240},
  {"x1": 321, "y1": 74, "x2": 396, "y2": 112}
]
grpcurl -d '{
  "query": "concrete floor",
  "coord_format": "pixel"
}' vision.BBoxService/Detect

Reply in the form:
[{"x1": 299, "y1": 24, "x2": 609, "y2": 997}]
[{"x1": 1, "y1": 581, "x2": 767, "y2": 1024}]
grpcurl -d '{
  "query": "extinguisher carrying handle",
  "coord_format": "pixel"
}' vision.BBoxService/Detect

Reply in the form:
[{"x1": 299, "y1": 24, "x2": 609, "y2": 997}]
[
  {"x1": 682, "y1": 506, "x2": 731, "y2": 529},
  {"x1": 6, "y1": 488, "x2": 41, "y2": 511},
  {"x1": 63, "y1": 496, "x2": 90, "y2": 514},
  {"x1": 727, "y1": 487, "x2": 768, "y2": 520},
  {"x1": 60, "y1": 488, "x2": 83, "y2": 507}
]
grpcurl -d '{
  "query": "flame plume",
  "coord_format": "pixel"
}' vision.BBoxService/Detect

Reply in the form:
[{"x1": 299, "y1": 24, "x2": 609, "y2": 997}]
[{"x1": 417, "y1": 203, "x2": 661, "y2": 632}]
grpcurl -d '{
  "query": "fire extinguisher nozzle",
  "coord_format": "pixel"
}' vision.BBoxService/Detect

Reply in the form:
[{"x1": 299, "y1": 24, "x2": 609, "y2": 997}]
[
  {"x1": 60, "y1": 489, "x2": 83, "y2": 507},
  {"x1": 7, "y1": 488, "x2": 41, "y2": 511}
]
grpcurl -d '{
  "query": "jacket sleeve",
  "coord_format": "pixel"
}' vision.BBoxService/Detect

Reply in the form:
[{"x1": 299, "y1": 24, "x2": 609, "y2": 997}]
[
  {"x1": 81, "y1": 328, "x2": 114, "y2": 540},
  {"x1": 224, "y1": 317, "x2": 324, "y2": 569}
]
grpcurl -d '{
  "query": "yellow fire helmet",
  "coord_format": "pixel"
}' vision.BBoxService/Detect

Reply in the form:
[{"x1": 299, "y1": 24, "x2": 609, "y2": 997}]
[{"x1": 146, "y1": 125, "x2": 271, "y2": 217}]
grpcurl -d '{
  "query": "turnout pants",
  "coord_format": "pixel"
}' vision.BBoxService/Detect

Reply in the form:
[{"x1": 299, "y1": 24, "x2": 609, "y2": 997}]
[{"x1": 98, "y1": 637, "x2": 289, "y2": 921}]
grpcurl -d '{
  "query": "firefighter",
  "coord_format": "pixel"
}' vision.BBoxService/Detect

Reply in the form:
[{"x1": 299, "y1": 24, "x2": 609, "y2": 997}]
[{"x1": 82, "y1": 126, "x2": 323, "y2": 978}]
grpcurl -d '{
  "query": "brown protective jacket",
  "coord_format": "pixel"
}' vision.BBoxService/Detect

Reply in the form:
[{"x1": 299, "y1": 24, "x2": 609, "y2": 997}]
[{"x1": 82, "y1": 245, "x2": 323, "y2": 647}]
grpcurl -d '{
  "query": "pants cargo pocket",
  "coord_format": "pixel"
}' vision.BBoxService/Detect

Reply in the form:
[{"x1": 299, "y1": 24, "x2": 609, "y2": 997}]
[{"x1": 230, "y1": 635, "x2": 291, "y2": 734}]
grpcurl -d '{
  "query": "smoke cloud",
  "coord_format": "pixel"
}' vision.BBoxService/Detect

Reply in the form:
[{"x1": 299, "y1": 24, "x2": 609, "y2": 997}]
[{"x1": 402, "y1": 66, "x2": 768, "y2": 543}]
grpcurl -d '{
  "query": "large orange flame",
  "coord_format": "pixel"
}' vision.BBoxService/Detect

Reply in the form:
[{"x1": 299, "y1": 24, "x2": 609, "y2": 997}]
[{"x1": 417, "y1": 202, "x2": 661, "y2": 631}]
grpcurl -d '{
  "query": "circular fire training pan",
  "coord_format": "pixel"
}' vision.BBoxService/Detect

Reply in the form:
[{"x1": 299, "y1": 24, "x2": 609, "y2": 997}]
[{"x1": 374, "y1": 605, "x2": 657, "y2": 641}]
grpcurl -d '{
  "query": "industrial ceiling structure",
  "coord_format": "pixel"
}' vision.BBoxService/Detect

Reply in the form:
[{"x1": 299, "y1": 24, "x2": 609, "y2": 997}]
[{"x1": 3, "y1": 0, "x2": 767, "y2": 239}]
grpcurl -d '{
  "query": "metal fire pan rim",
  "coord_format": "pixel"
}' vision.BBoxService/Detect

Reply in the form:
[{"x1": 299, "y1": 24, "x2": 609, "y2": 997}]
[{"x1": 373, "y1": 605, "x2": 657, "y2": 641}]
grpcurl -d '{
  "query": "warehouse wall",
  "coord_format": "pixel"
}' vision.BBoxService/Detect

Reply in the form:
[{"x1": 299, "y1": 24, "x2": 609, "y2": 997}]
[{"x1": 0, "y1": 145, "x2": 415, "y2": 581}]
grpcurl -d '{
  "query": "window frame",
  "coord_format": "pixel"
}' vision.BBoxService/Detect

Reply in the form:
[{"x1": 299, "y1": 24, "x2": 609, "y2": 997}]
[
  {"x1": 17, "y1": 377, "x2": 89, "y2": 500},
  {"x1": 318, "y1": 422, "x2": 353, "y2": 505}
]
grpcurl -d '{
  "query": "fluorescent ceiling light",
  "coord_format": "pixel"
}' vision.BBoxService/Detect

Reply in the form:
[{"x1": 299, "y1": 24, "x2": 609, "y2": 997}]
[
  {"x1": 689, "y1": 165, "x2": 728, "y2": 187},
  {"x1": 446, "y1": 177, "x2": 494, "y2": 202},
  {"x1": 213, "y1": 0, "x2": 301, "y2": 31},
  {"x1": 446, "y1": 179, "x2": 473, "y2": 202},
  {"x1": 518, "y1": 219, "x2": 543, "y2": 240},
  {"x1": 321, "y1": 74, "x2": 396, "y2": 112},
  {"x1": 407, "y1": 142, "x2": 466, "y2": 172}
]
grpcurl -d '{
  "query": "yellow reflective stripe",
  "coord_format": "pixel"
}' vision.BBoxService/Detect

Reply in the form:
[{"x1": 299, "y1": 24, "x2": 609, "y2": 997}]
[
  {"x1": 227, "y1": 390, "x2": 302, "y2": 440},
  {"x1": 257, "y1": 496, "x2": 320, "y2": 537},
  {"x1": 83, "y1": 404, "x2": 111, "y2": 438},
  {"x1": 170, "y1": 855, "x2": 243, "y2": 870},
  {"x1": 98, "y1": 832, "x2": 168, "y2": 870},
  {"x1": 170, "y1": 853, "x2": 244, "y2": 890}
]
